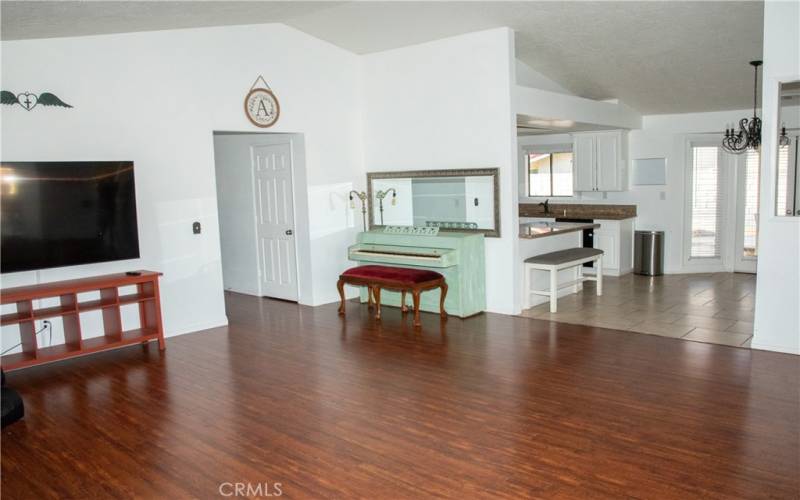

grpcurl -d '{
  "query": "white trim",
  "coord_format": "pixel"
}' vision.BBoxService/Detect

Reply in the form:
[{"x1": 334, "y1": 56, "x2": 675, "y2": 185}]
[
  {"x1": 521, "y1": 143, "x2": 573, "y2": 154},
  {"x1": 750, "y1": 342, "x2": 800, "y2": 355},
  {"x1": 164, "y1": 316, "x2": 229, "y2": 339}
]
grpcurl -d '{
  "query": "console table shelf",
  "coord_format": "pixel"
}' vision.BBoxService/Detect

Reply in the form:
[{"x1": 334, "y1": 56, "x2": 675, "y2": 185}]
[{"x1": 1, "y1": 271, "x2": 165, "y2": 371}]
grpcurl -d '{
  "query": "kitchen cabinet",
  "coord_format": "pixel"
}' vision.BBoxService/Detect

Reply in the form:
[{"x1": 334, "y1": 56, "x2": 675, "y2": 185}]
[
  {"x1": 573, "y1": 134, "x2": 595, "y2": 191},
  {"x1": 585, "y1": 218, "x2": 634, "y2": 277},
  {"x1": 572, "y1": 131, "x2": 628, "y2": 192}
]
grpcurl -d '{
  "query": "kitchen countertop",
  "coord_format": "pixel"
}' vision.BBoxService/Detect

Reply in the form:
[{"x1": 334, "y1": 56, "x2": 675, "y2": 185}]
[
  {"x1": 519, "y1": 203, "x2": 636, "y2": 220},
  {"x1": 519, "y1": 221, "x2": 600, "y2": 239}
]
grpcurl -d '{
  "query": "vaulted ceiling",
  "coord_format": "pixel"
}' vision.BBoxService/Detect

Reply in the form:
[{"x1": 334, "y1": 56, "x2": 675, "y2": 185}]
[{"x1": 0, "y1": 1, "x2": 765, "y2": 114}]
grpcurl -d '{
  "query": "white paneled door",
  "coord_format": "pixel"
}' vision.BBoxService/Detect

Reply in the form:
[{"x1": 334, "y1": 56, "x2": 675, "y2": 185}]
[{"x1": 252, "y1": 143, "x2": 298, "y2": 300}]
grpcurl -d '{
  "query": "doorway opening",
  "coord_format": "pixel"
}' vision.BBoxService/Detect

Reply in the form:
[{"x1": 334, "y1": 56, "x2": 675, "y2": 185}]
[
  {"x1": 516, "y1": 125, "x2": 757, "y2": 348},
  {"x1": 212, "y1": 132, "x2": 308, "y2": 302}
]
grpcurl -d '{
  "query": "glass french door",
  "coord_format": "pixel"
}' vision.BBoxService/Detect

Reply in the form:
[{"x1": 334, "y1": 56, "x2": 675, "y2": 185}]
[
  {"x1": 733, "y1": 149, "x2": 760, "y2": 273},
  {"x1": 686, "y1": 143, "x2": 762, "y2": 273}
]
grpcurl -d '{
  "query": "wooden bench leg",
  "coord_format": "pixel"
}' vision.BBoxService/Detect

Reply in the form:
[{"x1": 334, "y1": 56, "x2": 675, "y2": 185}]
[
  {"x1": 412, "y1": 290, "x2": 421, "y2": 327},
  {"x1": 439, "y1": 283, "x2": 448, "y2": 318},
  {"x1": 337, "y1": 279, "x2": 346, "y2": 315},
  {"x1": 550, "y1": 268, "x2": 558, "y2": 313},
  {"x1": 373, "y1": 286, "x2": 382, "y2": 320},
  {"x1": 367, "y1": 286, "x2": 374, "y2": 309},
  {"x1": 401, "y1": 290, "x2": 408, "y2": 313}
]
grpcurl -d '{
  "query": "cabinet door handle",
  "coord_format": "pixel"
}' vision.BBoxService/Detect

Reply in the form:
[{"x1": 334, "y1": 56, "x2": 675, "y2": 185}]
[{"x1": 285, "y1": 229, "x2": 293, "y2": 236}]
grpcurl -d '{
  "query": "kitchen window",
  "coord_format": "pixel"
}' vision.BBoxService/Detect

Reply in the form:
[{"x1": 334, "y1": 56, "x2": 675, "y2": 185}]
[{"x1": 526, "y1": 151, "x2": 574, "y2": 197}]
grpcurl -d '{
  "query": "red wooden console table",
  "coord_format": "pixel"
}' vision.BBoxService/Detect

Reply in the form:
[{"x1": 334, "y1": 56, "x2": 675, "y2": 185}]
[{"x1": 1, "y1": 270, "x2": 165, "y2": 371}]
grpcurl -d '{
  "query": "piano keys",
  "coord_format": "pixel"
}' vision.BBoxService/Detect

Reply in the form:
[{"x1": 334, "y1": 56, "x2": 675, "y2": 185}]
[
  {"x1": 348, "y1": 244, "x2": 458, "y2": 267},
  {"x1": 347, "y1": 228, "x2": 485, "y2": 317}
]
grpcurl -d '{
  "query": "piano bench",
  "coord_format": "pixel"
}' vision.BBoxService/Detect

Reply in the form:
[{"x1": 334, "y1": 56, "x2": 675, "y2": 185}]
[{"x1": 337, "y1": 265, "x2": 448, "y2": 327}]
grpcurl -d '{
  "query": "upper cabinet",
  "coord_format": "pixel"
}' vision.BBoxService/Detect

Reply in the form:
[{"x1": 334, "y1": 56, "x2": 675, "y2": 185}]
[{"x1": 571, "y1": 130, "x2": 628, "y2": 192}]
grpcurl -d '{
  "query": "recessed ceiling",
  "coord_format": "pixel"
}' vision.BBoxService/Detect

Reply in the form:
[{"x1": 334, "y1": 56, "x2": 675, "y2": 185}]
[{"x1": 0, "y1": 1, "x2": 764, "y2": 114}]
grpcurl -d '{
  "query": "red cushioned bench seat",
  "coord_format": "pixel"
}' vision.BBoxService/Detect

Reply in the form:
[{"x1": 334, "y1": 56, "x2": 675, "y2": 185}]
[
  {"x1": 341, "y1": 265, "x2": 443, "y2": 284},
  {"x1": 337, "y1": 265, "x2": 448, "y2": 327}
]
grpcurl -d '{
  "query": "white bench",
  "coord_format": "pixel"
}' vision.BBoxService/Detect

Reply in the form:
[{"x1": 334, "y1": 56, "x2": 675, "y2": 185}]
[{"x1": 523, "y1": 248, "x2": 603, "y2": 313}]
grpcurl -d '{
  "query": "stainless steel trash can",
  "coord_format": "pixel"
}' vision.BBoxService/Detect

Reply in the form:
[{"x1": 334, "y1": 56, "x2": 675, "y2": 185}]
[{"x1": 634, "y1": 230, "x2": 664, "y2": 276}]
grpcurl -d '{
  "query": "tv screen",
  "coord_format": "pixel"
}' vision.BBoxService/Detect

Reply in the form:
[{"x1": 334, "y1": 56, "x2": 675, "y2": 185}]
[{"x1": 1, "y1": 161, "x2": 140, "y2": 273}]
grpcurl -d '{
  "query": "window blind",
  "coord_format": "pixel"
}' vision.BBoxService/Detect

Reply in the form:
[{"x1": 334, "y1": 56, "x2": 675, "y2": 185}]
[
  {"x1": 776, "y1": 142, "x2": 791, "y2": 215},
  {"x1": 690, "y1": 146, "x2": 723, "y2": 258}
]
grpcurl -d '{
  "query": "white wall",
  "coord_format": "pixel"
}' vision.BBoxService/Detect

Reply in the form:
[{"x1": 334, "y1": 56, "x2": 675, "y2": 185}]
[
  {"x1": 752, "y1": 0, "x2": 800, "y2": 355},
  {"x1": 0, "y1": 23, "x2": 364, "y2": 348},
  {"x1": 372, "y1": 179, "x2": 414, "y2": 225},
  {"x1": 515, "y1": 59, "x2": 573, "y2": 95},
  {"x1": 362, "y1": 28, "x2": 519, "y2": 314},
  {"x1": 214, "y1": 133, "x2": 261, "y2": 296},
  {"x1": 515, "y1": 84, "x2": 641, "y2": 130}
]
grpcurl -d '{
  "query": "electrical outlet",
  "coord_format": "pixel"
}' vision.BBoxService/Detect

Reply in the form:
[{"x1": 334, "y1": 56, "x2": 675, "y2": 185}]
[{"x1": 36, "y1": 320, "x2": 53, "y2": 347}]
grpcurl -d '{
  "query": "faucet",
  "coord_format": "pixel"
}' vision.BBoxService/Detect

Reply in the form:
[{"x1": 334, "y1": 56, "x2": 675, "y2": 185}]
[{"x1": 538, "y1": 199, "x2": 550, "y2": 215}]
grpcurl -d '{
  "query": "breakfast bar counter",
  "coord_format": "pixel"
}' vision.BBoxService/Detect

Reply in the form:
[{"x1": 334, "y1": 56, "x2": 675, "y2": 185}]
[{"x1": 519, "y1": 221, "x2": 600, "y2": 239}]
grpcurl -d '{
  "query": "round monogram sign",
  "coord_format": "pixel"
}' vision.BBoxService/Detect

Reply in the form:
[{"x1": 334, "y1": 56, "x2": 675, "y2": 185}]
[{"x1": 244, "y1": 88, "x2": 280, "y2": 128}]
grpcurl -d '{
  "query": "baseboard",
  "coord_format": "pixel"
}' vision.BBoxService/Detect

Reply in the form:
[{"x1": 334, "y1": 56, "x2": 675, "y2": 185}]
[
  {"x1": 224, "y1": 287, "x2": 259, "y2": 296},
  {"x1": 750, "y1": 342, "x2": 800, "y2": 355},
  {"x1": 308, "y1": 288, "x2": 359, "y2": 307},
  {"x1": 164, "y1": 316, "x2": 229, "y2": 339},
  {"x1": 583, "y1": 268, "x2": 623, "y2": 277}
]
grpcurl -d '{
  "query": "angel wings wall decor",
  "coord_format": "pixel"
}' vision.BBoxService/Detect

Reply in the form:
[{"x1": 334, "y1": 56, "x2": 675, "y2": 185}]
[{"x1": 1, "y1": 91, "x2": 73, "y2": 110}]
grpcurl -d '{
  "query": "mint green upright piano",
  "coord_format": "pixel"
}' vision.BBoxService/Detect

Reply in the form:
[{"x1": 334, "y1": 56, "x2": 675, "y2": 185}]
[{"x1": 347, "y1": 227, "x2": 485, "y2": 317}]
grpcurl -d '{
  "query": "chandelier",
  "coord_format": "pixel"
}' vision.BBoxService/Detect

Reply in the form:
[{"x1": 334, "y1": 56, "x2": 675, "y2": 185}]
[{"x1": 722, "y1": 60, "x2": 762, "y2": 154}]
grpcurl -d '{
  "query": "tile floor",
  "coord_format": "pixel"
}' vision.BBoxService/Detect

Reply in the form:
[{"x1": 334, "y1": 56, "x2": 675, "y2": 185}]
[{"x1": 519, "y1": 272, "x2": 755, "y2": 348}]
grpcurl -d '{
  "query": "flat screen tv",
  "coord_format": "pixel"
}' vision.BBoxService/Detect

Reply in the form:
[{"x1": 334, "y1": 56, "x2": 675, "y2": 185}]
[{"x1": 1, "y1": 161, "x2": 140, "y2": 273}]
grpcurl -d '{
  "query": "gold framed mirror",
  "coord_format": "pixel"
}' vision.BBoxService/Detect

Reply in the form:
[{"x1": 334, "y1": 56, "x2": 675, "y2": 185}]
[
  {"x1": 366, "y1": 168, "x2": 500, "y2": 237},
  {"x1": 776, "y1": 80, "x2": 800, "y2": 216}
]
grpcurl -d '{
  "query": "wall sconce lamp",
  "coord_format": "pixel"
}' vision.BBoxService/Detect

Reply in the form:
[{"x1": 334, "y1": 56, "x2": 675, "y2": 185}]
[
  {"x1": 374, "y1": 188, "x2": 397, "y2": 225},
  {"x1": 349, "y1": 190, "x2": 368, "y2": 232}
]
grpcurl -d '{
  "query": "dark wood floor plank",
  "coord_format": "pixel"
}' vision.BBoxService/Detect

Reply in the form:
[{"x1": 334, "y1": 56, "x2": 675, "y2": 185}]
[{"x1": 2, "y1": 293, "x2": 798, "y2": 499}]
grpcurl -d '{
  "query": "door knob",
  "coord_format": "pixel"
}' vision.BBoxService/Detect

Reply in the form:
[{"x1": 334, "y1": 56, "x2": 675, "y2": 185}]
[{"x1": 285, "y1": 229, "x2": 293, "y2": 236}]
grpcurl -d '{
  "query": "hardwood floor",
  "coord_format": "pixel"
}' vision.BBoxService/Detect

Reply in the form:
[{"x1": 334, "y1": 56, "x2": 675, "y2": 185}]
[{"x1": 2, "y1": 292, "x2": 798, "y2": 499}]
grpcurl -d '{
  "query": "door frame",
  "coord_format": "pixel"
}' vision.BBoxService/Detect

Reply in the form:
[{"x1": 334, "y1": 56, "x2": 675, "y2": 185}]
[{"x1": 212, "y1": 131, "x2": 313, "y2": 305}]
